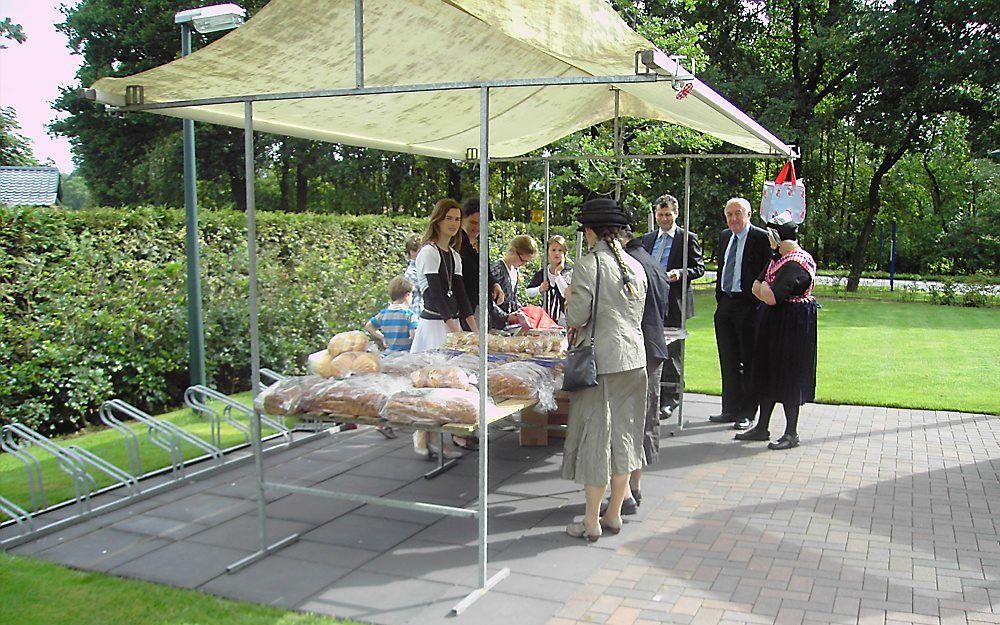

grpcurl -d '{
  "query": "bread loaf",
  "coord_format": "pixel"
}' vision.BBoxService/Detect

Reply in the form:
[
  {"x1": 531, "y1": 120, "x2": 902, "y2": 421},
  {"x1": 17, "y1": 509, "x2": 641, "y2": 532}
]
[
  {"x1": 383, "y1": 388, "x2": 481, "y2": 426},
  {"x1": 308, "y1": 349, "x2": 336, "y2": 378},
  {"x1": 327, "y1": 330, "x2": 370, "y2": 357},
  {"x1": 487, "y1": 361, "x2": 550, "y2": 400},
  {"x1": 255, "y1": 375, "x2": 327, "y2": 415},
  {"x1": 410, "y1": 366, "x2": 473, "y2": 391},
  {"x1": 299, "y1": 374, "x2": 410, "y2": 417},
  {"x1": 327, "y1": 351, "x2": 381, "y2": 378}
]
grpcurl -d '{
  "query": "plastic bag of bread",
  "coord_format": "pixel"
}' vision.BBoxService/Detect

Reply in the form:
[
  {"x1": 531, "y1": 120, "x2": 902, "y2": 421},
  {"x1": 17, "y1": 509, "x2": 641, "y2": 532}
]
[
  {"x1": 327, "y1": 330, "x2": 370, "y2": 358},
  {"x1": 299, "y1": 374, "x2": 411, "y2": 418},
  {"x1": 308, "y1": 349, "x2": 336, "y2": 377},
  {"x1": 328, "y1": 351, "x2": 381, "y2": 378},
  {"x1": 444, "y1": 331, "x2": 479, "y2": 350},
  {"x1": 487, "y1": 361, "x2": 557, "y2": 411},
  {"x1": 383, "y1": 388, "x2": 485, "y2": 426},
  {"x1": 380, "y1": 351, "x2": 452, "y2": 375},
  {"x1": 254, "y1": 375, "x2": 328, "y2": 415},
  {"x1": 410, "y1": 365, "x2": 473, "y2": 391}
]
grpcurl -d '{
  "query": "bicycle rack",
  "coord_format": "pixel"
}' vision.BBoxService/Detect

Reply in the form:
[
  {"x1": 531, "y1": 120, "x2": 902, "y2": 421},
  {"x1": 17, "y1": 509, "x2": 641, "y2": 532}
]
[
  {"x1": 1, "y1": 423, "x2": 137, "y2": 514},
  {"x1": 184, "y1": 384, "x2": 291, "y2": 448},
  {"x1": 0, "y1": 494, "x2": 33, "y2": 531},
  {"x1": 100, "y1": 399, "x2": 223, "y2": 473}
]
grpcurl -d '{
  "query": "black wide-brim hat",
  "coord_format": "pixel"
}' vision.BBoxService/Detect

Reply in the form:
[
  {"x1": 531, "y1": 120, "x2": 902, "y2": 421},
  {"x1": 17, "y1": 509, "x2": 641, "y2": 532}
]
[
  {"x1": 576, "y1": 198, "x2": 630, "y2": 231},
  {"x1": 765, "y1": 220, "x2": 799, "y2": 242}
]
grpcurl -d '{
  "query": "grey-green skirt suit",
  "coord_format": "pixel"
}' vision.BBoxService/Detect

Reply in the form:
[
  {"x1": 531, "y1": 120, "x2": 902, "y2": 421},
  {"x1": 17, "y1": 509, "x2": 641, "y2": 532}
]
[{"x1": 561, "y1": 240, "x2": 648, "y2": 486}]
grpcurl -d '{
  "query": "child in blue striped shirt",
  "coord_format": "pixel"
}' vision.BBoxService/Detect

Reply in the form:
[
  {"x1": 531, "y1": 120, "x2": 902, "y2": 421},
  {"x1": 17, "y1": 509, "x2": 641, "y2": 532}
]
[{"x1": 365, "y1": 276, "x2": 419, "y2": 353}]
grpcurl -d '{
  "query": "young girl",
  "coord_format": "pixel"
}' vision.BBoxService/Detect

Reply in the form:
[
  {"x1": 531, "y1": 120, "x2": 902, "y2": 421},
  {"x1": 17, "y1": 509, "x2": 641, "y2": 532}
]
[
  {"x1": 410, "y1": 198, "x2": 478, "y2": 457},
  {"x1": 525, "y1": 235, "x2": 573, "y2": 327}
]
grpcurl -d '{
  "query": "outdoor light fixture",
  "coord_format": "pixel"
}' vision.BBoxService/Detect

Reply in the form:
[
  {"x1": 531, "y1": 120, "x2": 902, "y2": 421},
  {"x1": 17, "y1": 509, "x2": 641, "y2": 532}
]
[
  {"x1": 174, "y1": 3, "x2": 245, "y2": 34},
  {"x1": 173, "y1": 3, "x2": 247, "y2": 388},
  {"x1": 637, "y1": 49, "x2": 696, "y2": 92}
]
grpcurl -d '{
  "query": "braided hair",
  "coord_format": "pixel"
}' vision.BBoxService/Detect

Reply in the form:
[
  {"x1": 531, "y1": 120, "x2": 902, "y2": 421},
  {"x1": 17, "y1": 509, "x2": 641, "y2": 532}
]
[{"x1": 593, "y1": 225, "x2": 640, "y2": 299}]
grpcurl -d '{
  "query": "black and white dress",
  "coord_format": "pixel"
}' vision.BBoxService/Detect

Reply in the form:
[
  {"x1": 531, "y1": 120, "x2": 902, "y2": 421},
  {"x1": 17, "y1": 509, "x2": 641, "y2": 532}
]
[{"x1": 411, "y1": 243, "x2": 473, "y2": 352}]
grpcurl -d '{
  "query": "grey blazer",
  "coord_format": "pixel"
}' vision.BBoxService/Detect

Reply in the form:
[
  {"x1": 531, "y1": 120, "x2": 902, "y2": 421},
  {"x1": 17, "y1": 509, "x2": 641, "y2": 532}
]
[{"x1": 565, "y1": 240, "x2": 647, "y2": 375}]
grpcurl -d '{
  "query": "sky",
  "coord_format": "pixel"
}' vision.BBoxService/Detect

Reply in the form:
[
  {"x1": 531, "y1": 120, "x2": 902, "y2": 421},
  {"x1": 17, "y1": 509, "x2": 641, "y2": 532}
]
[{"x1": 0, "y1": 0, "x2": 81, "y2": 173}]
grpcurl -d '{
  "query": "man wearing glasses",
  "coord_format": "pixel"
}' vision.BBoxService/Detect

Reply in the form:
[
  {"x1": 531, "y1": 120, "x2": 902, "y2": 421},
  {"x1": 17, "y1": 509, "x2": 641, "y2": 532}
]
[{"x1": 487, "y1": 235, "x2": 539, "y2": 330}]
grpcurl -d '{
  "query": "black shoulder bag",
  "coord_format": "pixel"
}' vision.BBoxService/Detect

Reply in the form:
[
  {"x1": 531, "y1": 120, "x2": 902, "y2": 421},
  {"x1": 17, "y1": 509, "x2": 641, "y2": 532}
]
[{"x1": 562, "y1": 254, "x2": 600, "y2": 392}]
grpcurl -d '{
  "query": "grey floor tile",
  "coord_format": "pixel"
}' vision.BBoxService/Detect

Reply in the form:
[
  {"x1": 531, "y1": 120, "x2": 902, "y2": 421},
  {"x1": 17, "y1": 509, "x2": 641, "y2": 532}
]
[
  {"x1": 7, "y1": 520, "x2": 102, "y2": 555},
  {"x1": 186, "y1": 514, "x2": 313, "y2": 551},
  {"x1": 352, "y1": 502, "x2": 447, "y2": 525},
  {"x1": 200, "y1": 554, "x2": 351, "y2": 608},
  {"x1": 110, "y1": 540, "x2": 250, "y2": 588},
  {"x1": 31, "y1": 527, "x2": 170, "y2": 572},
  {"x1": 261, "y1": 492, "x2": 363, "y2": 524},
  {"x1": 111, "y1": 513, "x2": 209, "y2": 540},
  {"x1": 277, "y1": 538, "x2": 381, "y2": 570},
  {"x1": 153, "y1": 492, "x2": 256, "y2": 525},
  {"x1": 303, "y1": 513, "x2": 428, "y2": 552},
  {"x1": 300, "y1": 570, "x2": 458, "y2": 625},
  {"x1": 358, "y1": 538, "x2": 506, "y2": 585},
  {"x1": 493, "y1": 535, "x2": 613, "y2": 582},
  {"x1": 405, "y1": 586, "x2": 563, "y2": 625},
  {"x1": 411, "y1": 514, "x2": 525, "y2": 546}
]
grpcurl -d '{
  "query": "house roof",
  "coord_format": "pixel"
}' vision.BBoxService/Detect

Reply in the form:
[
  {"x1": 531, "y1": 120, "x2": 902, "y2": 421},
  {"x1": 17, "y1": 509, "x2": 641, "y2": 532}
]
[
  {"x1": 0, "y1": 166, "x2": 61, "y2": 207},
  {"x1": 88, "y1": 0, "x2": 792, "y2": 159}
]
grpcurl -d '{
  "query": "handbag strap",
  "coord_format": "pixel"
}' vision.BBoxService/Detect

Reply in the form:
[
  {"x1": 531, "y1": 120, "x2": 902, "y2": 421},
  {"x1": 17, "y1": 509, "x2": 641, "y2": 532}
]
[
  {"x1": 774, "y1": 161, "x2": 797, "y2": 186},
  {"x1": 587, "y1": 253, "x2": 601, "y2": 346}
]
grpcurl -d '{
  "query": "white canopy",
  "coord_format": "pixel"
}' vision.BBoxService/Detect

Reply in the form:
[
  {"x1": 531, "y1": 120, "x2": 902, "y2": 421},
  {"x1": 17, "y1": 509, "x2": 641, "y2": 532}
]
[{"x1": 89, "y1": 0, "x2": 792, "y2": 158}]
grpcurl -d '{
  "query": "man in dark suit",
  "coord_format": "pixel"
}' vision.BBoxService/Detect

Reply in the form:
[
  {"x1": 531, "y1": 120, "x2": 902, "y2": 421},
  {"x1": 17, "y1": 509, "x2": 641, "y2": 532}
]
[
  {"x1": 641, "y1": 194, "x2": 705, "y2": 416},
  {"x1": 711, "y1": 197, "x2": 772, "y2": 430}
]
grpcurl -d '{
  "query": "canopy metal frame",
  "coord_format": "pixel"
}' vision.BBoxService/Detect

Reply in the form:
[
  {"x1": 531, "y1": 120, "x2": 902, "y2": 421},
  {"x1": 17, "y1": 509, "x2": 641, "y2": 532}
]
[{"x1": 105, "y1": 0, "x2": 791, "y2": 614}]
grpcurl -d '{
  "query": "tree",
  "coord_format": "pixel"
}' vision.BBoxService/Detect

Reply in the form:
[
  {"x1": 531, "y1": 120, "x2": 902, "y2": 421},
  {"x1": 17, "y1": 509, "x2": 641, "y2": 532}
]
[
  {"x1": 842, "y1": 0, "x2": 999, "y2": 289},
  {"x1": 0, "y1": 107, "x2": 37, "y2": 166},
  {"x1": 0, "y1": 17, "x2": 26, "y2": 48}
]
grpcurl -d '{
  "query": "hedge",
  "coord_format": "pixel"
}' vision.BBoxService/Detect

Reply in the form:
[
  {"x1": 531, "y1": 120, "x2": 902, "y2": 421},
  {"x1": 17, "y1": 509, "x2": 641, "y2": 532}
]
[{"x1": 0, "y1": 206, "x2": 575, "y2": 434}]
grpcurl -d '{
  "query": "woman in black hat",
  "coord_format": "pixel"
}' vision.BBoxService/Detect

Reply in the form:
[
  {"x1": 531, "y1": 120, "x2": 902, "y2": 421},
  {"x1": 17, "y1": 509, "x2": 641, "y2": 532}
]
[
  {"x1": 735, "y1": 215, "x2": 818, "y2": 450},
  {"x1": 562, "y1": 198, "x2": 648, "y2": 542}
]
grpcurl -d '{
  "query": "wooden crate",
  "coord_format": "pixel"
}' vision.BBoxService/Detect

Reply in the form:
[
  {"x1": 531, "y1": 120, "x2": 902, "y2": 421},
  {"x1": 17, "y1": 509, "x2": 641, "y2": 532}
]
[{"x1": 519, "y1": 392, "x2": 569, "y2": 446}]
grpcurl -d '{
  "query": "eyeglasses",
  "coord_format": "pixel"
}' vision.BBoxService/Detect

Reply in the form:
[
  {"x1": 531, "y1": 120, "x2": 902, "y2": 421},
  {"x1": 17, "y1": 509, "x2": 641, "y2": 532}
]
[{"x1": 516, "y1": 252, "x2": 533, "y2": 263}]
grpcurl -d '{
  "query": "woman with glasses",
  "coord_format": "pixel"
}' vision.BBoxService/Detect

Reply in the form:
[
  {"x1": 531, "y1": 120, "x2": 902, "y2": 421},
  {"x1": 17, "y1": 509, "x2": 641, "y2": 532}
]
[
  {"x1": 526, "y1": 235, "x2": 573, "y2": 327},
  {"x1": 486, "y1": 234, "x2": 539, "y2": 330}
]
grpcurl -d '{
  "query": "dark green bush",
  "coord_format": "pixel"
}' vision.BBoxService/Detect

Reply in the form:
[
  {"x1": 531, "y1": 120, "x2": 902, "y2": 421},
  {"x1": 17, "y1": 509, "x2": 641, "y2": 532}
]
[{"x1": 0, "y1": 206, "x2": 572, "y2": 433}]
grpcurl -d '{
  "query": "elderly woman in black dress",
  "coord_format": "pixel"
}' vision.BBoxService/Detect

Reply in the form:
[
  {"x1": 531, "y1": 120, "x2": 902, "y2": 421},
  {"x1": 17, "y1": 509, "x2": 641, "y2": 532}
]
[{"x1": 735, "y1": 216, "x2": 818, "y2": 450}]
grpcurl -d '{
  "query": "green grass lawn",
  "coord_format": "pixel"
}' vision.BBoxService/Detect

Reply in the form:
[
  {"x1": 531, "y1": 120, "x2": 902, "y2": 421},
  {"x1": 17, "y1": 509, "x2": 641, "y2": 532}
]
[
  {"x1": 683, "y1": 288, "x2": 1000, "y2": 415},
  {"x1": 0, "y1": 553, "x2": 355, "y2": 625}
]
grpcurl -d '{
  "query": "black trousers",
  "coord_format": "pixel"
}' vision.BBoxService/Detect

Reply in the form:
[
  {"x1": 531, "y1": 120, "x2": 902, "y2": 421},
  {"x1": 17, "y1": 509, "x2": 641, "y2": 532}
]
[{"x1": 714, "y1": 295, "x2": 759, "y2": 419}]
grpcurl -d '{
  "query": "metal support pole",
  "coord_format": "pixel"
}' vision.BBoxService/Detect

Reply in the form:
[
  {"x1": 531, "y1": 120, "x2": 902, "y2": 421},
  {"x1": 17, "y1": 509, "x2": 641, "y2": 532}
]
[
  {"x1": 613, "y1": 88, "x2": 622, "y2": 202},
  {"x1": 244, "y1": 100, "x2": 267, "y2": 553},
  {"x1": 543, "y1": 158, "x2": 550, "y2": 245},
  {"x1": 180, "y1": 23, "x2": 206, "y2": 388},
  {"x1": 453, "y1": 85, "x2": 511, "y2": 615},
  {"x1": 678, "y1": 158, "x2": 691, "y2": 429},
  {"x1": 227, "y1": 101, "x2": 301, "y2": 574},
  {"x1": 354, "y1": 0, "x2": 364, "y2": 89}
]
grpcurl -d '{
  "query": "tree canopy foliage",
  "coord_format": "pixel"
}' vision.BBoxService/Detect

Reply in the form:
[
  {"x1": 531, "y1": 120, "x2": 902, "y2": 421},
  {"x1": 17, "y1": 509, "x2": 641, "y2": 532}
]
[{"x1": 49, "y1": 0, "x2": 1000, "y2": 281}]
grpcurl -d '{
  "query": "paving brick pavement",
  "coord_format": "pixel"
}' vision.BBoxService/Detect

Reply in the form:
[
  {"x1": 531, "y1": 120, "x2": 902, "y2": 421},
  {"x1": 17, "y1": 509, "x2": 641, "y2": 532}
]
[
  {"x1": 546, "y1": 395, "x2": 1000, "y2": 625},
  {"x1": 5, "y1": 394, "x2": 998, "y2": 625}
]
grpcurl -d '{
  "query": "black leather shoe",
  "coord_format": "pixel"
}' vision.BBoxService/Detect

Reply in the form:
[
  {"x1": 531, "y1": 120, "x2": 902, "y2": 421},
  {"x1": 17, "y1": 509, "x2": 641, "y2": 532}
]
[
  {"x1": 768, "y1": 434, "x2": 800, "y2": 450},
  {"x1": 708, "y1": 413, "x2": 738, "y2": 423},
  {"x1": 733, "y1": 417, "x2": 754, "y2": 431},
  {"x1": 600, "y1": 496, "x2": 638, "y2": 516},
  {"x1": 659, "y1": 405, "x2": 673, "y2": 420},
  {"x1": 734, "y1": 427, "x2": 770, "y2": 441}
]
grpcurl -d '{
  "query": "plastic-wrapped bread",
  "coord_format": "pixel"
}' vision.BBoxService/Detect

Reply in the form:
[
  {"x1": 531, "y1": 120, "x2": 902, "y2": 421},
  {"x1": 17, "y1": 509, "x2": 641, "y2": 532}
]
[
  {"x1": 444, "y1": 331, "x2": 479, "y2": 349},
  {"x1": 380, "y1": 351, "x2": 452, "y2": 375},
  {"x1": 327, "y1": 330, "x2": 370, "y2": 357},
  {"x1": 308, "y1": 349, "x2": 337, "y2": 378},
  {"x1": 487, "y1": 361, "x2": 551, "y2": 401},
  {"x1": 383, "y1": 388, "x2": 483, "y2": 426},
  {"x1": 410, "y1": 366, "x2": 473, "y2": 391},
  {"x1": 328, "y1": 351, "x2": 381, "y2": 378},
  {"x1": 255, "y1": 375, "x2": 328, "y2": 415},
  {"x1": 299, "y1": 374, "x2": 411, "y2": 417}
]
